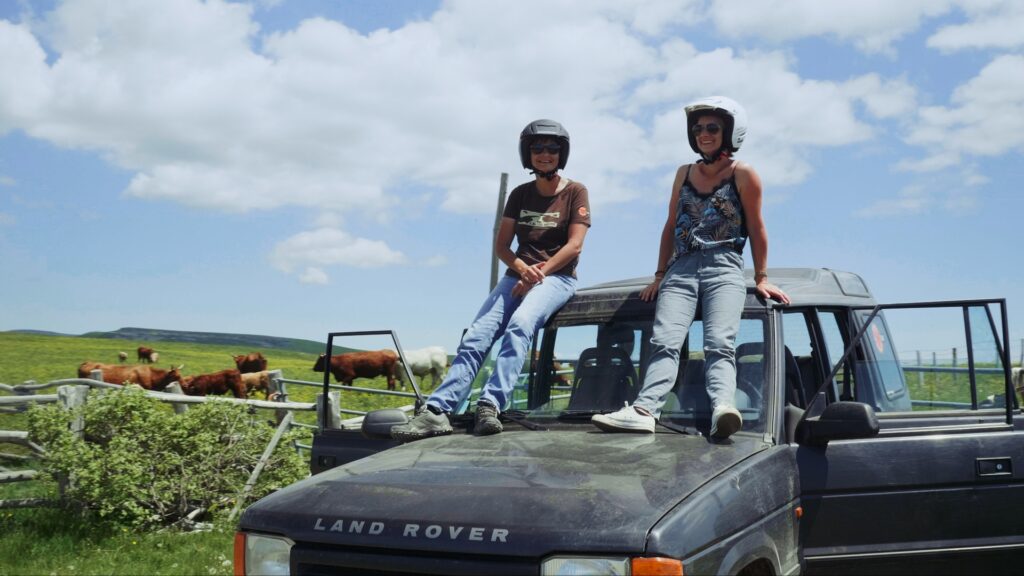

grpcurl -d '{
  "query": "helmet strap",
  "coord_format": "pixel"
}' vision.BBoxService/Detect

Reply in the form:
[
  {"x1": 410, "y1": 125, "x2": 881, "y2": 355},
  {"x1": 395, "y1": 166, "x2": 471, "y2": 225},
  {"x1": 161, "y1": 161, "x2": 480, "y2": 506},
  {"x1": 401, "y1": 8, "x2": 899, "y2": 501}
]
[
  {"x1": 531, "y1": 169, "x2": 559, "y2": 181},
  {"x1": 699, "y1": 147, "x2": 730, "y2": 164}
]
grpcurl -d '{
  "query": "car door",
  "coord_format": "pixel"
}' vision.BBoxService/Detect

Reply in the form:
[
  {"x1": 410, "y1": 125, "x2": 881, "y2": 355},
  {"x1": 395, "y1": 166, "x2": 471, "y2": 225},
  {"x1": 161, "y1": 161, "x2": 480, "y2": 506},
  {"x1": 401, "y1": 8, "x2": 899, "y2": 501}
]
[{"x1": 794, "y1": 300, "x2": 1024, "y2": 574}]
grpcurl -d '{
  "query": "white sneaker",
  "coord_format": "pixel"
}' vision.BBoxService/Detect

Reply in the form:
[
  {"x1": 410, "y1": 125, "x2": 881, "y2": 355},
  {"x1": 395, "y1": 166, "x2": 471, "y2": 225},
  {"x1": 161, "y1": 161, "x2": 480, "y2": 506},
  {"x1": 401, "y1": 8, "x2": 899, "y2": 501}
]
[
  {"x1": 710, "y1": 405, "x2": 742, "y2": 439},
  {"x1": 592, "y1": 403, "x2": 655, "y2": 433}
]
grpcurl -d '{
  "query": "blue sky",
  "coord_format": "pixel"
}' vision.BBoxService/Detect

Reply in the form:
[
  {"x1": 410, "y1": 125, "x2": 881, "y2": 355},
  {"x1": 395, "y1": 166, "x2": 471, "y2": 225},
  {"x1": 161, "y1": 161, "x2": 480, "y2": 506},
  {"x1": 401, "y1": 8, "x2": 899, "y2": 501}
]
[{"x1": 1, "y1": 0, "x2": 1022, "y2": 360}]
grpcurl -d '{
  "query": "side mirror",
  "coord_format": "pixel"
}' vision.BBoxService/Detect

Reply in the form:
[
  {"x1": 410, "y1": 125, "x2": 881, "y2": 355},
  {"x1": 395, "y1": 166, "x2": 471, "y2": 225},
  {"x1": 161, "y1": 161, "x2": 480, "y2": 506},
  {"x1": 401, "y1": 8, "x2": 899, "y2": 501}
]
[
  {"x1": 798, "y1": 401, "x2": 879, "y2": 447},
  {"x1": 361, "y1": 409, "x2": 408, "y2": 440}
]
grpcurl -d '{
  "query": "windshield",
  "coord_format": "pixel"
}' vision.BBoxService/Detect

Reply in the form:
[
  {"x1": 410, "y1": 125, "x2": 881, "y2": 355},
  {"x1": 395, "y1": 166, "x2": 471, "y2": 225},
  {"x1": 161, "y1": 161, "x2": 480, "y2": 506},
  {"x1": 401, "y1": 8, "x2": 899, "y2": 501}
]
[{"x1": 506, "y1": 314, "x2": 770, "y2": 435}]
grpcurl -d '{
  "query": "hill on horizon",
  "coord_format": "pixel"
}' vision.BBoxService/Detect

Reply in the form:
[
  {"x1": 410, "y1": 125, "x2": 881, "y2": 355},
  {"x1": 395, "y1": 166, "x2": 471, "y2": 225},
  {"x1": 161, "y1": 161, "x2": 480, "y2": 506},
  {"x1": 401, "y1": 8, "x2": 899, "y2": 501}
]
[{"x1": 5, "y1": 327, "x2": 328, "y2": 355}]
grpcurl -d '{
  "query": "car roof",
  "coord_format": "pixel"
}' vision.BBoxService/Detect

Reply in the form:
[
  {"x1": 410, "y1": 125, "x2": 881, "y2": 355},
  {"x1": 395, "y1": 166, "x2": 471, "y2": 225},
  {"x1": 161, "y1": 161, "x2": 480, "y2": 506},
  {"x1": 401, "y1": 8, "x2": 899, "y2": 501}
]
[{"x1": 553, "y1": 268, "x2": 876, "y2": 324}]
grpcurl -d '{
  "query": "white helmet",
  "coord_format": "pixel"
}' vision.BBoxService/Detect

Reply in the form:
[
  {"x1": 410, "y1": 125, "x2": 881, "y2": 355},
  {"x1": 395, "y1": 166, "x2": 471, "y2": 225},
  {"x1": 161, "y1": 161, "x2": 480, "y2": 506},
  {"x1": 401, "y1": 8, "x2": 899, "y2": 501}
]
[{"x1": 684, "y1": 96, "x2": 748, "y2": 161}]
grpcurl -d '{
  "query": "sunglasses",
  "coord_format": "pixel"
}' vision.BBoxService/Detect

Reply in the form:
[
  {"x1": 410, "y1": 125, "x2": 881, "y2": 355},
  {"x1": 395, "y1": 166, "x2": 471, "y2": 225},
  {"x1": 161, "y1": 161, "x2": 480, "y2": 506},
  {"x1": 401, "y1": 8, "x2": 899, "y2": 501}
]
[
  {"x1": 530, "y1": 143, "x2": 561, "y2": 154},
  {"x1": 691, "y1": 123, "x2": 722, "y2": 135}
]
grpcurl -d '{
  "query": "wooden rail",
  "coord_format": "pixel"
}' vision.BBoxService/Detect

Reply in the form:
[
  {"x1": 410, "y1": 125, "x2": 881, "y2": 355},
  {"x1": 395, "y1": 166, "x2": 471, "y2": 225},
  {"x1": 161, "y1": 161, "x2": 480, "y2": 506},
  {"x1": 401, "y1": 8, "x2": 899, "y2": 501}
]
[{"x1": 1, "y1": 367, "x2": 419, "y2": 510}]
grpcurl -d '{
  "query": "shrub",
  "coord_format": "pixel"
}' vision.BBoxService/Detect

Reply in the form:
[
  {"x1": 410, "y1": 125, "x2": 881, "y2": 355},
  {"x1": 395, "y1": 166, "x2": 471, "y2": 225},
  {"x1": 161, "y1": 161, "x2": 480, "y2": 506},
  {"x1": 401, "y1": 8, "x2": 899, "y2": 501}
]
[{"x1": 28, "y1": 388, "x2": 308, "y2": 528}]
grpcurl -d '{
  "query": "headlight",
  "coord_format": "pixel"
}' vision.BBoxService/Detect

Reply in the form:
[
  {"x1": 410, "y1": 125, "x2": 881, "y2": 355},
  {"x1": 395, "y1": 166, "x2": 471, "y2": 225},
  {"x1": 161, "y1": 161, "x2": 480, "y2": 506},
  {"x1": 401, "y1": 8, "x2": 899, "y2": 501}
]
[
  {"x1": 235, "y1": 532, "x2": 292, "y2": 576},
  {"x1": 541, "y1": 556, "x2": 629, "y2": 575}
]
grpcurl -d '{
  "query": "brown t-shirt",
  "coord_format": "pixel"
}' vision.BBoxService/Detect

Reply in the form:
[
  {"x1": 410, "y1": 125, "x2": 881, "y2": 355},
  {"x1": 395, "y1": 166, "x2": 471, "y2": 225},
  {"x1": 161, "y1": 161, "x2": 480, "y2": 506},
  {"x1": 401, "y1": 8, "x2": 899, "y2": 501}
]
[{"x1": 502, "y1": 179, "x2": 591, "y2": 278}]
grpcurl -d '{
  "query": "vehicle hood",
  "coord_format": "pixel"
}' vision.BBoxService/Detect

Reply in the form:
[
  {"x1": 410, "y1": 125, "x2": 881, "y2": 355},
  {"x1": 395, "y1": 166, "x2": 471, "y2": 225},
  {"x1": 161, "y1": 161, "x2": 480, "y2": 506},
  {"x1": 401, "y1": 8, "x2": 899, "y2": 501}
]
[{"x1": 240, "y1": 430, "x2": 767, "y2": 557}]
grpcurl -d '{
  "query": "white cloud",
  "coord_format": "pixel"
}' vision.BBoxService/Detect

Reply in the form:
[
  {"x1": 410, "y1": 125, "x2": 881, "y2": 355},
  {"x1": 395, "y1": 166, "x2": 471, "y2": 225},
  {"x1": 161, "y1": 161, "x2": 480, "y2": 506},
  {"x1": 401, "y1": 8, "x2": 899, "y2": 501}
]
[
  {"x1": 0, "y1": 20, "x2": 50, "y2": 134},
  {"x1": 842, "y1": 74, "x2": 918, "y2": 119},
  {"x1": 855, "y1": 185, "x2": 931, "y2": 218},
  {"x1": 927, "y1": 0, "x2": 1024, "y2": 52},
  {"x1": 901, "y1": 54, "x2": 1024, "y2": 170},
  {"x1": 0, "y1": 174, "x2": 15, "y2": 186},
  {"x1": 0, "y1": 0, "x2": 943, "y2": 271},
  {"x1": 639, "y1": 47, "x2": 886, "y2": 186},
  {"x1": 706, "y1": 0, "x2": 956, "y2": 54},
  {"x1": 0, "y1": 211, "x2": 14, "y2": 226},
  {"x1": 269, "y1": 227, "x2": 406, "y2": 278},
  {"x1": 855, "y1": 177, "x2": 982, "y2": 218},
  {"x1": 298, "y1": 266, "x2": 328, "y2": 285},
  {"x1": 423, "y1": 255, "x2": 447, "y2": 267}
]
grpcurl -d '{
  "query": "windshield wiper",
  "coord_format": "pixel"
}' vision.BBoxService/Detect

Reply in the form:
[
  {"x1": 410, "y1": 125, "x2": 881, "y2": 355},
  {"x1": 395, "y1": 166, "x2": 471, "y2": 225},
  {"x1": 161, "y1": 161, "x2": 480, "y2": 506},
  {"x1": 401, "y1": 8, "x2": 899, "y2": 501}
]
[
  {"x1": 656, "y1": 419, "x2": 701, "y2": 436},
  {"x1": 557, "y1": 409, "x2": 607, "y2": 421},
  {"x1": 501, "y1": 410, "x2": 547, "y2": 431}
]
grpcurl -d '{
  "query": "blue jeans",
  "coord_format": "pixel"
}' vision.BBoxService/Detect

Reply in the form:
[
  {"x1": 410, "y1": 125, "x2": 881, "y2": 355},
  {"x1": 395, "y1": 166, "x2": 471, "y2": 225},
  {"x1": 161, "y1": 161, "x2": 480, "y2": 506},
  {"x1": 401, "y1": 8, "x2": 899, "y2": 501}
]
[
  {"x1": 428, "y1": 273, "x2": 577, "y2": 413},
  {"x1": 634, "y1": 246, "x2": 746, "y2": 416}
]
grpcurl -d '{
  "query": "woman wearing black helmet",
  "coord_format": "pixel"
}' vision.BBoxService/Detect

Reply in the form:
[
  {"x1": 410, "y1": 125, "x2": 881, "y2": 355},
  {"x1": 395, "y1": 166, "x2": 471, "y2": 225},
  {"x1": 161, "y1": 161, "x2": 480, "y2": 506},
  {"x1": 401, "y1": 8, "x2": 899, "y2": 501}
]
[
  {"x1": 593, "y1": 96, "x2": 788, "y2": 439},
  {"x1": 392, "y1": 119, "x2": 591, "y2": 441}
]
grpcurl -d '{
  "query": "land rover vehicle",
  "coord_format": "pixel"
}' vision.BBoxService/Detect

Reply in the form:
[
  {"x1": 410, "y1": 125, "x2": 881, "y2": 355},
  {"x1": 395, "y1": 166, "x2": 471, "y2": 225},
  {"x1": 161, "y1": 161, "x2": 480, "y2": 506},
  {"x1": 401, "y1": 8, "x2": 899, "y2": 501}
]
[{"x1": 236, "y1": 268, "x2": 1023, "y2": 575}]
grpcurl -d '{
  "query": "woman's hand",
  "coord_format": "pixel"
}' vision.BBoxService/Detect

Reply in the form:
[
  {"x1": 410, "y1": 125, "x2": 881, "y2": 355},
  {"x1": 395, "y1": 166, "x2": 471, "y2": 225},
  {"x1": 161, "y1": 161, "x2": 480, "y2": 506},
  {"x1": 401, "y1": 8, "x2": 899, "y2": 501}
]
[
  {"x1": 639, "y1": 277, "x2": 662, "y2": 302},
  {"x1": 756, "y1": 280, "x2": 790, "y2": 305},
  {"x1": 512, "y1": 279, "x2": 533, "y2": 298},
  {"x1": 519, "y1": 262, "x2": 546, "y2": 285}
]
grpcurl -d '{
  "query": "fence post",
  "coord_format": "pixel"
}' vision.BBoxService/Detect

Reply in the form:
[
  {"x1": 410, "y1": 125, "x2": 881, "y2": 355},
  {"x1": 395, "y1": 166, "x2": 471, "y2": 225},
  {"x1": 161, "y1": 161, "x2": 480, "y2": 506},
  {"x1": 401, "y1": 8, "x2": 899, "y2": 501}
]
[
  {"x1": 316, "y1": 392, "x2": 342, "y2": 431},
  {"x1": 89, "y1": 369, "x2": 103, "y2": 383},
  {"x1": 915, "y1": 351, "x2": 924, "y2": 389},
  {"x1": 163, "y1": 382, "x2": 189, "y2": 414},
  {"x1": 266, "y1": 370, "x2": 287, "y2": 425},
  {"x1": 951, "y1": 347, "x2": 958, "y2": 388},
  {"x1": 58, "y1": 385, "x2": 89, "y2": 439},
  {"x1": 57, "y1": 385, "x2": 89, "y2": 498}
]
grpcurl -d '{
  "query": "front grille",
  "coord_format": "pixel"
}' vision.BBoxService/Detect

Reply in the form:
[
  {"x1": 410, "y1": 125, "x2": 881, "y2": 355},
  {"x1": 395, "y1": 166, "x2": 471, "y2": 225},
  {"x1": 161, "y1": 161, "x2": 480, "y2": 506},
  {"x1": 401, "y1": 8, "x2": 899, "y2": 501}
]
[{"x1": 291, "y1": 544, "x2": 538, "y2": 576}]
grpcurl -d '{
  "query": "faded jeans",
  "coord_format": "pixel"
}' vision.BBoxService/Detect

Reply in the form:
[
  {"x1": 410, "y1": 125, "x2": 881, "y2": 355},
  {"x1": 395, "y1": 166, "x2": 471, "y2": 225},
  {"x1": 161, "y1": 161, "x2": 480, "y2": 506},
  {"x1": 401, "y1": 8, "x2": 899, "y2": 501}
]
[
  {"x1": 634, "y1": 246, "x2": 746, "y2": 416},
  {"x1": 428, "y1": 273, "x2": 577, "y2": 414}
]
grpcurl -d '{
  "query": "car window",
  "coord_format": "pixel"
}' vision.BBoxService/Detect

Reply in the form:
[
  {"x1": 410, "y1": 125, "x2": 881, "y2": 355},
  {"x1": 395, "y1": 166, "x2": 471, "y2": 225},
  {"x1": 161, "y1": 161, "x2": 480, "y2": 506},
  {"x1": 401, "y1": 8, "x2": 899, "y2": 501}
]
[{"x1": 846, "y1": 303, "x2": 1008, "y2": 413}]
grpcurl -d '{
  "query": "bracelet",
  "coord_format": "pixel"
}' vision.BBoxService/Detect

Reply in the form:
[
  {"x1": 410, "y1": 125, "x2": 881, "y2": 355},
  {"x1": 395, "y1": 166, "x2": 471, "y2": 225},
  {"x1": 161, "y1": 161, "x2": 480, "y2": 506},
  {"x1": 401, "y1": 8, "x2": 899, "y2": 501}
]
[
  {"x1": 654, "y1": 269, "x2": 666, "y2": 278},
  {"x1": 754, "y1": 270, "x2": 768, "y2": 281}
]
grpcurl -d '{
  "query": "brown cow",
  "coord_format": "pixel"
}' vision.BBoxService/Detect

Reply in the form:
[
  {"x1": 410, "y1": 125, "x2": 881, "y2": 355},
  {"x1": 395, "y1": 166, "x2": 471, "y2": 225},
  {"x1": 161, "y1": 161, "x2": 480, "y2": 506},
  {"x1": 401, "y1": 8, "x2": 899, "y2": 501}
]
[
  {"x1": 313, "y1": 350, "x2": 400, "y2": 390},
  {"x1": 240, "y1": 370, "x2": 272, "y2": 399},
  {"x1": 137, "y1": 346, "x2": 156, "y2": 363},
  {"x1": 531, "y1": 350, "x2": 570, "y2": 386},
  {"x1": 179, "y1": 369, "x2": 246, "y2": 399},
  {"x1": 78, "y1": 361, "x2": 183, "y2": 391},
  {"x1": 233, "y1": 352, "x2": 267, "y2": 374}
]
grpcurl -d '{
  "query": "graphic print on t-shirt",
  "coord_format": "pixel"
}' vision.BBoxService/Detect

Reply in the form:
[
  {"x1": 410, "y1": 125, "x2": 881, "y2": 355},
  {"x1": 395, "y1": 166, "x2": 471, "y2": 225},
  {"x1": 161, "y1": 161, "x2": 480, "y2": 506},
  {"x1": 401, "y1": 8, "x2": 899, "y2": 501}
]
[{"x1": 519, "y1": 209, "x2": 561, "y2": 228}]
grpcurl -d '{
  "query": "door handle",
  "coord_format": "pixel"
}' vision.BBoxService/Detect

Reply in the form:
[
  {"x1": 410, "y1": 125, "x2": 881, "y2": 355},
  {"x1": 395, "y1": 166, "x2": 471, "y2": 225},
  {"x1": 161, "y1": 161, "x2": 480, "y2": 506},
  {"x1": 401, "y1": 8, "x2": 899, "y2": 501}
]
[{"x1": 976, "y1": 457, "x2": 1012, "y2": 477}]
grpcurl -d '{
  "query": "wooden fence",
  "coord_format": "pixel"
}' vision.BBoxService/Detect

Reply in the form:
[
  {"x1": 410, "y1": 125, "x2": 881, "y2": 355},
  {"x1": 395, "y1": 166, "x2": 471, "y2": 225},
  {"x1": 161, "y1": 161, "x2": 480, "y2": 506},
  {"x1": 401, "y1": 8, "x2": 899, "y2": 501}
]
[{"x1": 0, "y1": 369, "x2": 363, "y2": 512}]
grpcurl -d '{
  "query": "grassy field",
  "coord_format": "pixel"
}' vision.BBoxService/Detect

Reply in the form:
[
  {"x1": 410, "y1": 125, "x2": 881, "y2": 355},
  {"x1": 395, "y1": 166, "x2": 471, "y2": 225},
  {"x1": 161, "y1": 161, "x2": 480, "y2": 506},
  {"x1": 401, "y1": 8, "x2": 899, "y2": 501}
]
[
  {"x1": 0, "y1": 332, "x2": 429, "y2": 576},
  {"x1": 905, "y1": 363, "x2": 1014, "y2": 409}
]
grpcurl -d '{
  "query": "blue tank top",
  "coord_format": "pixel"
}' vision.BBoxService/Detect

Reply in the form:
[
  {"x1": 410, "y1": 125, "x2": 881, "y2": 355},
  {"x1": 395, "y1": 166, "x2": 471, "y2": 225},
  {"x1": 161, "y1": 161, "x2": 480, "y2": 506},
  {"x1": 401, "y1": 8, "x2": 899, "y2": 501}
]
[{"x1": 672, "y1": 164, "x2": 747, "y2": 258}]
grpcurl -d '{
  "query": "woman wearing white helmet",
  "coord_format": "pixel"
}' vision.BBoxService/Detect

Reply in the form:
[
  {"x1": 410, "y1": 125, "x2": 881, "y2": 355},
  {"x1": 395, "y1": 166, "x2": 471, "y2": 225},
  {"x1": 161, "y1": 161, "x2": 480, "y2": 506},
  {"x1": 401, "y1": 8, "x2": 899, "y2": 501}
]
[
  {"x1": 393, "y1": 119, "x2": 591, "y2": 441},
  {"x1": 593, "y1": 97, "x2": 788, "y2": 439}
]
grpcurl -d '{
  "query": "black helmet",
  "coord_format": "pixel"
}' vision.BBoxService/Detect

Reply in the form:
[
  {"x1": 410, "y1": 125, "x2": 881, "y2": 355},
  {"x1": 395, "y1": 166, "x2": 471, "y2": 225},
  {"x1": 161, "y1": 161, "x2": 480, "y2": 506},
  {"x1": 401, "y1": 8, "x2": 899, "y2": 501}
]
[{"x1": 519, "y1": 119, "x2": 570, "y2": 171}]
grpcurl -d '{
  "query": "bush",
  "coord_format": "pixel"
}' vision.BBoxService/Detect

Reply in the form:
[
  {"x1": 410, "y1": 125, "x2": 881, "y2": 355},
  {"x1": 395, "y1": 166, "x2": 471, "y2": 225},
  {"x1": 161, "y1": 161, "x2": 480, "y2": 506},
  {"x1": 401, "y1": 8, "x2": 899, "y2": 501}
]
[{"x1": 28, "y1": 388, "x2": 308, "y2": 528}]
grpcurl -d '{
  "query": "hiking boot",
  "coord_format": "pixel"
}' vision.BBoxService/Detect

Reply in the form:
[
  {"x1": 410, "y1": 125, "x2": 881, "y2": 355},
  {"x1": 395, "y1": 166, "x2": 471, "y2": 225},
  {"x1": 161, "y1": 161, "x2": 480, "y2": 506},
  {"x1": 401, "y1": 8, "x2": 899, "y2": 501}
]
[
  {"x1": 474, "y1": 402, "x2": 503, "y2": 436},
  {"x1": 592, "y1": 402, "x2": 655, "y2": 433},
  {"x1": 710, "y1": 405, "x2": 742, "y2": 439},
  {"x1": 391, "y1": 405, "x2": 453, "y2": 442}
]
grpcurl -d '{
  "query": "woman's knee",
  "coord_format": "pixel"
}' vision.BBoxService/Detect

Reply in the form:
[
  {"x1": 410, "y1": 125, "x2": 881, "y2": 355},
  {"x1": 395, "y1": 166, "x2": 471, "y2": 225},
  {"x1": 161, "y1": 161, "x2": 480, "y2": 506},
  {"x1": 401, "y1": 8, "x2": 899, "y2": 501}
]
[{"x1": 703, "y1": 345, "x2": 736, "y2": 362}]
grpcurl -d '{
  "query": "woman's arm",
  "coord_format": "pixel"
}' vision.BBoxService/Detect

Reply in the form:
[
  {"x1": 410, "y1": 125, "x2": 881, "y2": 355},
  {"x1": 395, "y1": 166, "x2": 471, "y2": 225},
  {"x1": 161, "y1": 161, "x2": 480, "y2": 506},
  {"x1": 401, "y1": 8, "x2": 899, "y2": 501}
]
[
  {"x1": 639, "y1": 165, "x2": 685, "y2": 302},
  {"x1": 511, "y1": 223, "x2": 588, "y2": 297},
  {"x1": 495, "y1": 217, "x2": 545, "y2": 284},
  {"x1": 736, "y1": 162, "x2": 790, "y2": 304}
]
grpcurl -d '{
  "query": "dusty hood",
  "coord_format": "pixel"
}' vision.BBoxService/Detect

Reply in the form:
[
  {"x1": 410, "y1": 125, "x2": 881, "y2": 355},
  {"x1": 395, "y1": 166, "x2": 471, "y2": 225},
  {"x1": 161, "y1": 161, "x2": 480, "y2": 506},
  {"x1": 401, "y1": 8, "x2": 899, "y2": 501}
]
[{"x1": 241, "y1": 430, "x2": 766, "y2": 557}]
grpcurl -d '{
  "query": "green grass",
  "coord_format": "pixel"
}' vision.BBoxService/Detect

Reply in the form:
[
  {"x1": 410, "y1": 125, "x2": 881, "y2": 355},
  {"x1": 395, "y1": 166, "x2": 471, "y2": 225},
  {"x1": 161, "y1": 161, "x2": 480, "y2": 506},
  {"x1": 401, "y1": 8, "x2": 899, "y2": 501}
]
[
  {"x1": 904, "y1": 364, "x2": 1013, "y2": 409},
  {"x1": 0, "y1": 508, "x2": 236, "y2": 576},
  {"x1": 1, "y1": 332, "x2": 430, "y2": 575}
]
